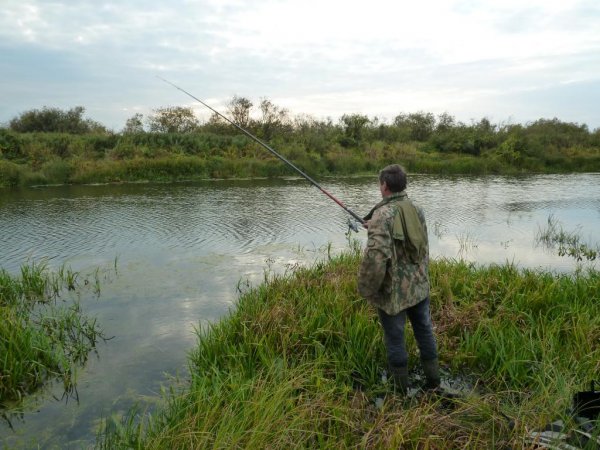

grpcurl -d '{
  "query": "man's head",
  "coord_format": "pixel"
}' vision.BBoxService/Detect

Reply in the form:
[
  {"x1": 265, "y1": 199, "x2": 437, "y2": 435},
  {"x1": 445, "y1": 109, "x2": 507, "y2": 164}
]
[{"x1": 379, "y1": 164, "x2": 407, "y2": 197}]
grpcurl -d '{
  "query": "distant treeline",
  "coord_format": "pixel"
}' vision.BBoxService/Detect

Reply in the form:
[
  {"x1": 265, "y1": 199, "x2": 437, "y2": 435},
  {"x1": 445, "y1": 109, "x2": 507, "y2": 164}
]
[{"x1": 1, "y1": 102, "x2": 599, "y2": 187}]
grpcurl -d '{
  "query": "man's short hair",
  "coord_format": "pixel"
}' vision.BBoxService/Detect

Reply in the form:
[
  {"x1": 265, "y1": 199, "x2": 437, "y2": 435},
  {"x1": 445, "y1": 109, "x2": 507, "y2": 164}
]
[{"x1": 379, "y1": 164, "x2": 407, "y2": 192}]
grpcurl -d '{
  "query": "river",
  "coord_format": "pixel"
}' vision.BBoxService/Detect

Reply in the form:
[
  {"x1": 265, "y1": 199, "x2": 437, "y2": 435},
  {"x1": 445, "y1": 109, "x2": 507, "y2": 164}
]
[{"x1": 1, "y1": 173, "x2": 599, "y2": 448}]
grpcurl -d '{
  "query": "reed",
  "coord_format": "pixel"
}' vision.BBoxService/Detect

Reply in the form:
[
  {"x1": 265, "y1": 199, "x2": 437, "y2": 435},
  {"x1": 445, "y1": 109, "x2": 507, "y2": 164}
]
[
  {"x1": 0, "y1": 261, "x2": 106, "y2": 404},
  {"x1": 98, "y1": 246, "x2": 600, "y2": 448},
  {"x1": 536, "y1": 214, "x2": 599, "y2": 261}
]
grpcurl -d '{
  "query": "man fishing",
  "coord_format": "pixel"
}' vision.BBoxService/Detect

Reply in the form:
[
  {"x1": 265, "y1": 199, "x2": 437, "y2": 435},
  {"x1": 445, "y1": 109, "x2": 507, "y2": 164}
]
[
  {"x1": 162, "y1": 79, "x2": 450, "y2": 399},
  {"x1": 358, "y1": 164, "x2": 440, "y2": 394}
]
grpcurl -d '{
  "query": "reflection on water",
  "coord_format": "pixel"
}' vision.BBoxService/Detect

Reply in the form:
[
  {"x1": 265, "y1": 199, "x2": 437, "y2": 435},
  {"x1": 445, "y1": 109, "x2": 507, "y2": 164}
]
[{"x1": 1, "y1": 173, "x2": 599, "y2": 448}]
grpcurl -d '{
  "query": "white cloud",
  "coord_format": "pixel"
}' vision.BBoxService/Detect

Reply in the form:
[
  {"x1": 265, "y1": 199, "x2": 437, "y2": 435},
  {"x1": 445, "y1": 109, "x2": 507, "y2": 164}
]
[{"x1": 0, "y1": 0, "x2": 599, "y2": 129}]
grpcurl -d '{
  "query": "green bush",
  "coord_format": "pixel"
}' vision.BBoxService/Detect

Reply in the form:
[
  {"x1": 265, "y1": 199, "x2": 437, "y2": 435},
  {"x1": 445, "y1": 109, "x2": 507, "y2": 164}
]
[
  {"x1": 0, "y1": 160, "x2": 23, "y2": 187},
  {"x1": 41, "y1": 159, "x2": 74, "y2": 184},
  {"x1": 292, "y1": 151, "x2": 327, "y2": 176},
  {"x1": 0, "y1": 129, "x2": 23, "y2": 161},
  {"x1": 47, "y1": 134, "x2": 72, "y2": 158},
  {"x1": 86, "y1": 134, "x2": 118, "y2": 156},
  {"x1": 9, "y1": 106, "x2": 106, "y2": 134},
  {"x1": 109, "y1": 143, "x2": 138, "y2": 160},
  {"x1": 324, "y1": 151, "x2": 369, "y2": 174}
]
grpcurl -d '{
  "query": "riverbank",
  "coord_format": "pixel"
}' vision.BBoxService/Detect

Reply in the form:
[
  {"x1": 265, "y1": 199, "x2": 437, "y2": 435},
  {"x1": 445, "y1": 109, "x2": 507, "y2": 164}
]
[
  {"x1": 1, "y1": 128, "x2": 600, "y2": 188},
  {"x1": 98, "y1": 249, "x2": 600, "y2": 449}
]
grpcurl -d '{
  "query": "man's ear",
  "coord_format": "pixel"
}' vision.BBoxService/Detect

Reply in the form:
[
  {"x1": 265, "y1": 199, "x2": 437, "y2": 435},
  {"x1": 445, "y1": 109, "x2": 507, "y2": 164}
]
[{"x1": 380, "y1": 181, "x2": 390, "y2": 196}]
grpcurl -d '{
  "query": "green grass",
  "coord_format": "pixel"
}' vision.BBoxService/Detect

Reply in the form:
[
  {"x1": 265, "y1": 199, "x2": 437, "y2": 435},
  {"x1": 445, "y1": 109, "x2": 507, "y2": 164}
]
[
  {"x1": 0, "y1": 261, "x2": 106, "y2": 404},
  {"x1": 0, "y1": 149, "x2": 580, "y2": 188},
  {"x1": 97, "y1": 248, "x2": 600, "y2": 449},
  {"x1": 1, "y1": 128, "x2": 599, "y2": 187}
]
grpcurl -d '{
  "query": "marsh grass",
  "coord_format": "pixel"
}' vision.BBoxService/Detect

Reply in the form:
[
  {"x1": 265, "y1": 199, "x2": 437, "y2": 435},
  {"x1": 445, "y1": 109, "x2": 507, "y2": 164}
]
[
  {"x1": 536, "y1": 214, "x2": 599, "y2": 262},
  {"x1": 98, "y1": 248, "x2": 600, "y2": 449},
  {"x1": 456, "y1": 232, "x2": 479, "y2": 259},
  {"x1": 0, "y1": 261, "x2": 108, "y2": 405}
]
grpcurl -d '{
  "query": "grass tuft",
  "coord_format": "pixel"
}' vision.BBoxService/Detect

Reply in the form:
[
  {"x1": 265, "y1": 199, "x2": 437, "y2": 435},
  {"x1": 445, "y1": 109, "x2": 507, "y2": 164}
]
[{"x1": 0, "y1": 261, "x2": 108, "y2": 405}]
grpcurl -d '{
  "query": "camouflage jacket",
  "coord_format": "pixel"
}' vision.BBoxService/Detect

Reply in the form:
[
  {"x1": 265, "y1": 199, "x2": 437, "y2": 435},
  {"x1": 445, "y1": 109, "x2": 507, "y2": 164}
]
[{"x1": 358, "y1": 191, "x2": 430, "y2": 315}]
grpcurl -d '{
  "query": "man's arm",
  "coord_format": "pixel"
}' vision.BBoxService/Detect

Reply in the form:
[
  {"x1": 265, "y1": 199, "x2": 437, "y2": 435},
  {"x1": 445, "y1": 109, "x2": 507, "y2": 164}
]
[{"x1": 358, "y1": 213, "x2": 392, "y2": 299}]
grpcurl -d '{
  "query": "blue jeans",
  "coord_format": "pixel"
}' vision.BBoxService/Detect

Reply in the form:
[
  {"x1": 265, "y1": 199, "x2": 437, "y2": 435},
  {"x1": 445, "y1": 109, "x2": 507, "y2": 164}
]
[{"x1": 377, "y1": 297, "x2": 438, "y2": 368}]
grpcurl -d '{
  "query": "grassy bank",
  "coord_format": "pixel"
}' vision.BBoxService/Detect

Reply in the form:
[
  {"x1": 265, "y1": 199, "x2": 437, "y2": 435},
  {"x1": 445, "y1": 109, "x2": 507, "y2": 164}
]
[
  {"x1": 98, "y1": 249, "x2": 600, "y2": 449},
  {"x1": 0, "y1": 262, "x2": 105, "y2": 405},
  {"x1": 1, "y1": 127, "x2": 600, "y2": 188},
  {"x1": 0, "y1": 139, "x2": 508, "y2": 188}
]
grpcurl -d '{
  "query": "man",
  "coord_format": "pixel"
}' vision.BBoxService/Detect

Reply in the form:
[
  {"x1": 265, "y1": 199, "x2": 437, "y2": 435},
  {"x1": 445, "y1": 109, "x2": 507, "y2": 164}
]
[{"x1": 358, "y1": 164, "x2": 439, "y2": 393}]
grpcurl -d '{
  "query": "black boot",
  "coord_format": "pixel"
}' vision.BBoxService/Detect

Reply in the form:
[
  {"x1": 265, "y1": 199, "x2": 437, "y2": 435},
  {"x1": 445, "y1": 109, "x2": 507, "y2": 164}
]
[
  {"x1": 389, "y1": 366, "x2": 409, "y2": 394},
  {"x1": 422, "y1": 359, "x2": 463, "y2": 399},
  {"x1": 422, "y1": 358, "x2": 440, "y2": 390}
]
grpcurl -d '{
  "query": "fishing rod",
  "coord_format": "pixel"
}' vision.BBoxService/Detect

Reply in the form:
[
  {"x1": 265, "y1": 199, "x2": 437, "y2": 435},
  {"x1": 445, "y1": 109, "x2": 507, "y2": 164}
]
[{"x1": 157, "y1": 76, "x2": 365, "y2": 230}]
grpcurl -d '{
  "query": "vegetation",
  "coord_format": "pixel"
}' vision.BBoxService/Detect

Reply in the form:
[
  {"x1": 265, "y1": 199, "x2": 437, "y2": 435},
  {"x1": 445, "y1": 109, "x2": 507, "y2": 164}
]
[
  {"x1": 536, "y1": 214, "x2": 599, "y2": 262},
  {"x1": 1, "y1": 102, "x2": 599, "y2": 188},
  {"x1": 0, "y1": 262, "x2": 106, "y2": 405},
  {"x1": 8, "y1": 106, "x2": 107, "y2": 134},
  {"x1": 98, "y1": 247, "x2": 600, "y2": 449}
]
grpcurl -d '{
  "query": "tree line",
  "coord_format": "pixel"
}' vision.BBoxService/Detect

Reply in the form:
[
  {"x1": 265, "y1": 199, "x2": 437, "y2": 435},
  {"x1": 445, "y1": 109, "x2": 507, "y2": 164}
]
[
  {"x1": 1, "y1": 99, "x2": 599, "y2": 188},
  {"x1": 4, "y1": 99, "x2": 600, "y2": 156}
]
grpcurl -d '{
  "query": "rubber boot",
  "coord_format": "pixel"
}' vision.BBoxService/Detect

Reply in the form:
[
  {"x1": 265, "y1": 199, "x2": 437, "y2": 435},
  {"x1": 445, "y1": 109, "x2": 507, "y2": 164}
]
[
  {"x1": 389, "y1": 366, "x2": 409, "y2": 394},
  {"x1": 422, "y1": 358, "x2": 441, "y2": 390}
]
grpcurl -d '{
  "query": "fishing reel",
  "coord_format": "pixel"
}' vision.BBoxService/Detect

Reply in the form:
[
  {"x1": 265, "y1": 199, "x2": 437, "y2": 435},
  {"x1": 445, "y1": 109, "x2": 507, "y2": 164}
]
[{"x1": 347, "y1": 218, "x2": 360, "y2": 233}]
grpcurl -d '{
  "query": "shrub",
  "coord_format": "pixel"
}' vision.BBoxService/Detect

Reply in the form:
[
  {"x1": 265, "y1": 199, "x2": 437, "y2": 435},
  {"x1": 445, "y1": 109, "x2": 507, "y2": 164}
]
[
  {"x1": 41, "y1": 159, "x2": 74, "y2": 184},
  {"x1": 0, "y1": 129, "x2": 23, "y2": 161},
  {"x1": 47, "y1": 134, "x2": 72, "y2": 158},
  {"x1": 0, "y1": 160, "x2": 23, "y2": 187},
  {"x1": 86, "y1": 134, "x2": 119, "y2": 156},
  {"x1": 108, "y1": 143, "x2": 138, "y2": 160},
  {"x1": 9, "y1": 106, "x2": 106, "y2": 134}
]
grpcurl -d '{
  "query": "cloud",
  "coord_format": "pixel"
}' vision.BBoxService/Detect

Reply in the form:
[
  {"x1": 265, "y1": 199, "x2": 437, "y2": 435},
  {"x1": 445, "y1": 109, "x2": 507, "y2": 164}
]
[{"x1": 0, "y1": 0, "x2": 599, "y2": 130}]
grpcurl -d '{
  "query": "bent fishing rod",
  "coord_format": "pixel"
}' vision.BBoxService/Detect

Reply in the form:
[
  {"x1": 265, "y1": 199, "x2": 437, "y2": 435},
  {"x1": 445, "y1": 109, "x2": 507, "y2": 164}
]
[{"x1": 158, "y1": 76, "x2": 365, "y2": 230}]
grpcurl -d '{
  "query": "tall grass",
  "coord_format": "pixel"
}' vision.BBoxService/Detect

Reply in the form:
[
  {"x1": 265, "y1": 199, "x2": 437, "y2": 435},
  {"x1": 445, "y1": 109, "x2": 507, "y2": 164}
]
[
  {"x1": 0, "y1": 150, "x2": 532, "y2": 188},
  {"x1": 431, "y1": 260, "x2": 600, "y2": 386},
  {"x1": 0, "y1": 261, "x2": 106, "y2": 404},
  {"x1": 98, "y1": 247, "x2": 600, "y2": 449},
  {"x1": 2, "y1": 128, "x2": 599, "y2": 187}
]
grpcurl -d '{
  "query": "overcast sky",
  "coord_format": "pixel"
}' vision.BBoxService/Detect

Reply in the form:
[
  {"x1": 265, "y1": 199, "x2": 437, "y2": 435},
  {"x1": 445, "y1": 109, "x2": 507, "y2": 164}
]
[{"x1": 1, "y1": 0, "x2": 599, "y2": 131}]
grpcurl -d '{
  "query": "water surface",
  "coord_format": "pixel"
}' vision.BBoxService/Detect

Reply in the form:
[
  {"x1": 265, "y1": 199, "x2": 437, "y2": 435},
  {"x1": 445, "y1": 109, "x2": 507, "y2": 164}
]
[{"x1": 1, "y1": 174, "x2": 599, "y2": 448}]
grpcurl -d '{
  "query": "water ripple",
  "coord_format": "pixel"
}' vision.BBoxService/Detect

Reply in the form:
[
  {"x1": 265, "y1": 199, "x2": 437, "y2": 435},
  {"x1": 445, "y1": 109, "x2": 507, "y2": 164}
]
[{"x1": 1, "y1": 174, "x2": 599, "y2": 273}]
